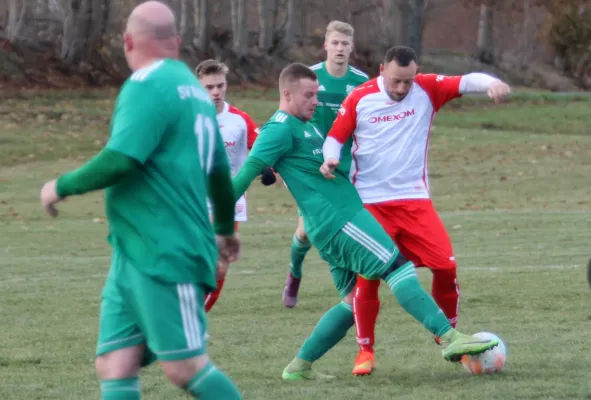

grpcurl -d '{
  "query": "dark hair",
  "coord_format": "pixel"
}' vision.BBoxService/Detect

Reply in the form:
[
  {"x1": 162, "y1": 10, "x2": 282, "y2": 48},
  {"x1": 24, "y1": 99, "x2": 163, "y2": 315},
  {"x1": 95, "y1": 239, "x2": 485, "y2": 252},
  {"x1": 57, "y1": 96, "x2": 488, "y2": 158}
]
[
  {"x1": 279, "y1": 63, "x2": 317, "y2": 88},
  {"x1": 195, "y1": 59, "x2": 229, "y2": 77},
  {"x1": 383, "y1": 46, "x2": 418, "y2": 67}
]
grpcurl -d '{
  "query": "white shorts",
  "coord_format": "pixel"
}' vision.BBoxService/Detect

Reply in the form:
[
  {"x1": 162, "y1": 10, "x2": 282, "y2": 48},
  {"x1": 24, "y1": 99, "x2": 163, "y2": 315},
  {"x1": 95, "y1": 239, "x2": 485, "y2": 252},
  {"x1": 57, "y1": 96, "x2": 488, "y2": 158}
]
[{"x1": 208, "y1": 194, "x2": 247, "y2": 222}]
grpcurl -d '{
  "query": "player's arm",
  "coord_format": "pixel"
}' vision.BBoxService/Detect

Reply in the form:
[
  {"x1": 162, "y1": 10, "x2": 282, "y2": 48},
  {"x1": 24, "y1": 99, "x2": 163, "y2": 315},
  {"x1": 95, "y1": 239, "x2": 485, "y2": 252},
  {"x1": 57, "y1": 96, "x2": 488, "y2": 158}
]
[
  {"x1": 242, "y1": 112, "x2": 277, "y2": 186},
  {"x1": 417, "y1": 73, "x2": 510, "y2": 111},
  {"x1": 459, "y1": 73, "x2": 511, "y2": 103},
  {"x1": 55, "y1": 149, "x2": 138, "y2": 197},
  {"x1": 320, "y1": 96, "x2": 357, "y2": 179},
  {"x1": 56, "y1": 80, "x2": 169, "y2": 198},
  {"x1": 208, "y1": 121, "x2": 236, "y2": 236},
  {"x1": 233, "y1": 122, "x2": 292, "y2": 199}
]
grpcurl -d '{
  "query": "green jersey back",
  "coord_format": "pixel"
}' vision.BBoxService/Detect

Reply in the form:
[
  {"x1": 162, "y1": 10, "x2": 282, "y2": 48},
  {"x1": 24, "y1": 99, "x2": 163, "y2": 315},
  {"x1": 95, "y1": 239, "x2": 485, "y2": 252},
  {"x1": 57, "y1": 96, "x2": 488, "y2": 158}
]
[
  {"x1": 250, "y1": 111, "x2": 363, "y2": 250},
  {"x1": 309, "y1": 62, "x2": 368, "y2": 176},
  {"x1": 105, "y1": 59, "x2": 226, "y2": 289}
]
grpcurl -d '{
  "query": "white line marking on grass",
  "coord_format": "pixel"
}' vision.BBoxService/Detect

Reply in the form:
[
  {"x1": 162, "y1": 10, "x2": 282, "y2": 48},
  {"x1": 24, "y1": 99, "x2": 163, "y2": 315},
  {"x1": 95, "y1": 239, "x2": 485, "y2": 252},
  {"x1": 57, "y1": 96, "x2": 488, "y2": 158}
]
[
  {"x1": 439, "y1": 209, "x2": 591, "y2": 217},
  {"x1": 0, "y1": 264, "x2": 584, "y2": 287},
  {"x1": 0, "y1": 268, "x2": 260, "y2": 286},
  {"x1": 460, "y1": 264, "x2": 582, "y2": 272}
]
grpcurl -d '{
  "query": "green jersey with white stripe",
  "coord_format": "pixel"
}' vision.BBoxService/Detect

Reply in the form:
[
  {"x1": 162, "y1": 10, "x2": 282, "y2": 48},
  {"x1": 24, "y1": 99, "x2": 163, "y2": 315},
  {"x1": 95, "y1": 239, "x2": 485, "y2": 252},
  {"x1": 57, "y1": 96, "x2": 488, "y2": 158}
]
[
  {"x1": 248, "y1": 110, "x2": 364, "y2": 250},
  {"x1": 105, "y1": 58, "x2": 227, "y2": 287},
  {"x1": 309, "y1": 62, "x2": 368, "y2": 176}
]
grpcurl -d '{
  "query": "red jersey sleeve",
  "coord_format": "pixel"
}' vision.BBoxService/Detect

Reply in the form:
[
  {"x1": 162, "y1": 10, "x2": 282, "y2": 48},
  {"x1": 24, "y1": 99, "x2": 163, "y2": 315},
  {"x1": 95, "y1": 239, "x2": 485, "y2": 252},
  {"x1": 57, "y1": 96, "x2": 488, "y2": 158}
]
[
  {"x1": 243, "y1": 113, "x2": 259, "y2": 149},
  {"x1": 414, "y1": 74, "x2": 462, "y2": 112},
  {"x1": 229, "y1": 105, "x2": 259, "y2": 149},
  {"x1": 327, "y1": 91, "x2": 359, "y2": 144}
]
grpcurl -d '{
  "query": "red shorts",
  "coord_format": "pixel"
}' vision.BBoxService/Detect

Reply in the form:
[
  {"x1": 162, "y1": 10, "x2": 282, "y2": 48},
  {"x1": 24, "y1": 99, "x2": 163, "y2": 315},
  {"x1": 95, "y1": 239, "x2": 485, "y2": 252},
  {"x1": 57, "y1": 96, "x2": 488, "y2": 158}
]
[{"x1": 364, "y1": 199, "x2": 456, "y2": 271}]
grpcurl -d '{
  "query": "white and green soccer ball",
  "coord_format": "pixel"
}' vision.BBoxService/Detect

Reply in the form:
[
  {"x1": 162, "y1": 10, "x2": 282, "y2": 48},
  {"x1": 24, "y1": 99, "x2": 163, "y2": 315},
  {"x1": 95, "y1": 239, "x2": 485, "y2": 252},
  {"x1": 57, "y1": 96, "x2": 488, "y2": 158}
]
[{"x1": 460, "y1": 332, "x2": 507, "y2": 375}]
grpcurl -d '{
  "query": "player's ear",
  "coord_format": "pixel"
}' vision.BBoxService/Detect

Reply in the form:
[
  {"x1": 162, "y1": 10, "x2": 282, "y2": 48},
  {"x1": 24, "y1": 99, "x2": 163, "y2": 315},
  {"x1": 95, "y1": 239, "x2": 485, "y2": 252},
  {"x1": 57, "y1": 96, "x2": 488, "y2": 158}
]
[
  {"x1": 123, "y1": 32, "x2": 133, "y2": 53},
  {"x1": 379, "y1": 63, "x2": 384, "y2": 75},
  {"x1": 282, "y1": 88, "x2": 290, "y2": 101}
]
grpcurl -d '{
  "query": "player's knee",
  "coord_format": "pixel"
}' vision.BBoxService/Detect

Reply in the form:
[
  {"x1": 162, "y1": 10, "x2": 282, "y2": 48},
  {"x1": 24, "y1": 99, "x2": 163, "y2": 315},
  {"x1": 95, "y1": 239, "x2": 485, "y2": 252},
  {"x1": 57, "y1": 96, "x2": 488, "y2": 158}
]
[
  {"x1": 432, "y1": 258, "x2": 457, "y2": 274},
  {"x1": 342, "y1": 291, "x2": 354, "y2": 305},
  {"x1": 379, "y1": 253, "x2": 413, "y2": 280},
  {"x1": 95, "y1": 347, "x2": 143, "y2": 380},
  {"x1": 295, "y1": 225, "x2": 308, "y2": 243},
  {"x1": 432, "y1": 265, "x2": 459, "y2": 291},
  {"x1": 161, "y1": 354, "x2": 210, "y2": 388}
]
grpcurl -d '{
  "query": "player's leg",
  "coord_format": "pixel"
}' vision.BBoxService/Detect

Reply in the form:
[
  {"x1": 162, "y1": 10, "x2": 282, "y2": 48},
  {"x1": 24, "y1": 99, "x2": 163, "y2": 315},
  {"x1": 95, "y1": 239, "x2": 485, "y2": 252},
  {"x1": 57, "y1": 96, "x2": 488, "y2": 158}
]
[
  {"x1": 395, "y1": 200, "x2": 460, "y2": 335},
  {"x1": 282, "y1": 211, "x2": 311, "y2": 308},
  {"x1": 128, "y1": 261, "x2": 241, "y2": 399},
  {"x1": 204, "y1": 221, "x2": 239, "y2": 313},
  {"x1": 349, "y1": 202, "x2": 403, "y2": 374},
  {"x1": 345, "y1": 209, "x2": 499, "y2": 363},
  {"x1": 282, "y1": 266, "x2": 357, "y2": 380},
  {"x1": 95, "y1": 251, "x2": 148, "y2": 399}
]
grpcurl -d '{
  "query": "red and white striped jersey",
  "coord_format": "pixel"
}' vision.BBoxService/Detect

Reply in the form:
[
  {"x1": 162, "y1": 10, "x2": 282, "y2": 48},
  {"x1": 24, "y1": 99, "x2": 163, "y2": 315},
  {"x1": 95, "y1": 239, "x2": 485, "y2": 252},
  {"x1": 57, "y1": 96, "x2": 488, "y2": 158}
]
[
  {"x1": 327, "y1": 74, "x2": 462, "y2": 203},
  {"x1": 217, "y1": 102, "x2": 259, "y2": 176}
]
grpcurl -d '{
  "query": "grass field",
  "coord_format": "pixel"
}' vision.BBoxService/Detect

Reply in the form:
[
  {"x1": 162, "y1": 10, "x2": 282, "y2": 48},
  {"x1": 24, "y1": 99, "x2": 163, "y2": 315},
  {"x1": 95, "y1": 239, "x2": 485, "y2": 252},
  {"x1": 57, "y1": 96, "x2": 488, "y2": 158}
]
[{"x1": 1, "y1": 88, "x2": 590, "y2": 400}]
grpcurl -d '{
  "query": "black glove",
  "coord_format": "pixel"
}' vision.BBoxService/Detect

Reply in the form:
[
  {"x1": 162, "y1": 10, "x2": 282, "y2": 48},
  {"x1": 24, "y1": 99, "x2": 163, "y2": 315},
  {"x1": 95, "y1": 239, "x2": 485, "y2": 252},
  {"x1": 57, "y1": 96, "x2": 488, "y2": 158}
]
[{"x1": 261, "y1": 166, "x2": 276, "y2": 186}]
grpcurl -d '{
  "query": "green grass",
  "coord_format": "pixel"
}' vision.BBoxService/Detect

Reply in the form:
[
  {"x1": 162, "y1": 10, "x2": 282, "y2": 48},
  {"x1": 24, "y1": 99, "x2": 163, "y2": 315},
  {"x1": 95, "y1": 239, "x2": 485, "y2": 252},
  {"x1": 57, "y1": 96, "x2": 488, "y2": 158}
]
[{"x1": 1, "y1": 89, "x2": 591, "y2": 399}]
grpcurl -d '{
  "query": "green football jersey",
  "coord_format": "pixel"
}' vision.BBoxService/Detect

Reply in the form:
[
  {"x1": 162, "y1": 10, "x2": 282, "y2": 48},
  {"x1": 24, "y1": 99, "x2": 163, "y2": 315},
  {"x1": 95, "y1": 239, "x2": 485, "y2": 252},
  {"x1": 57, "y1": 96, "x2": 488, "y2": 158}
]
[
  {"x1": 105, "y1": 58, "x2": 228, "y2": 288},
  {"x1": 249, "y1": 110, "x2": 364, "y2": 249},
  {"x1": 309, "y1": 62, "x2": 368, "y2": 176}
]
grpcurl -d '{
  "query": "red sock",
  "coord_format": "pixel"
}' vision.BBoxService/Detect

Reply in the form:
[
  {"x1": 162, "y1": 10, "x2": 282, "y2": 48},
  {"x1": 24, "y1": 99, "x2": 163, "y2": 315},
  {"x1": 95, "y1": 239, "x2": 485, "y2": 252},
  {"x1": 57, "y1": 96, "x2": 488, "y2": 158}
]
[
  {"x1": 353, "y1": 276, "x2": 381, "y2": 352},
  {"x1": 431, "y1": 269, "x2": 459, "y2": 328},
  {"x1": 204, "y1": 279, "x2": 225, "y2": 313}
]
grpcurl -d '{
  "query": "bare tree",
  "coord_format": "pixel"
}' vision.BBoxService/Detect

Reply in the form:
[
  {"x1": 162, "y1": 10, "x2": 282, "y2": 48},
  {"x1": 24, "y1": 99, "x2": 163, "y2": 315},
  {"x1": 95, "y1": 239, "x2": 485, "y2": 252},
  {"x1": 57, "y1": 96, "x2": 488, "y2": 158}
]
[
  {"x1": 407, "y1": 0, "x2": 425, "y2": 58},
  {"x1": 476, "y1": 0, "x2": 495, "y2": 64},
  {"x1": 231, "y1": 0, "x2": 248, "y2": 57},
  {"x1": 279, "y1": 0, "x2": 296, "y2": 52},
  {"x1": 195, "y1": 0, "x2": 211, "y2": 51},
  {"x1": 181, "y1": 0, "x2": 195, "y2": 48},
  {"x1": 6, "y1": 0, "x2": 29, "y2": 43},
  {"x1": 258, "y1": 0, "x2": 276, "y2": 52},
  {"x1": 61, "y1": 0, "x2": 108, "y2": 66}
]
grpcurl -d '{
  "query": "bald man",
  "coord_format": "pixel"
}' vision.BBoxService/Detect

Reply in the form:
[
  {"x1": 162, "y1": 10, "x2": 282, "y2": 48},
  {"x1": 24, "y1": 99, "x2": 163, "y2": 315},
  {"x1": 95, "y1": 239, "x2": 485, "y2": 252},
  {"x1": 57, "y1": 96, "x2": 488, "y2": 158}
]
[{"x1": 40, "y1": 2, "x2": 242, "y2": 399}]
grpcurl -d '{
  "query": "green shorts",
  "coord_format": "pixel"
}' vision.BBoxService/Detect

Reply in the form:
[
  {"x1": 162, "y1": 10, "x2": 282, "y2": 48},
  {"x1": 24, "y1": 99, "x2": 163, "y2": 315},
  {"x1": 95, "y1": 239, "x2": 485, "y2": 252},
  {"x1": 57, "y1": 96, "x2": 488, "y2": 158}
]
[
  {"x1": 319, "y1": 208, "x2": 398, "y2": 298},
  {"x1": 96, "y1": 249, "x2": 208, "y2": 363}
]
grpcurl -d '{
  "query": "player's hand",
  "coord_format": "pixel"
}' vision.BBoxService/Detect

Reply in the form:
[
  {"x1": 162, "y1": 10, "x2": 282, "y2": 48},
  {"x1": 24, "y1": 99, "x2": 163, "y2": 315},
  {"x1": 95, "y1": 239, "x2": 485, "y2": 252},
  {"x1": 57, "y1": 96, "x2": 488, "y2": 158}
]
[
  {"x1": 488, "y1": 80, "x2": 511, "y2": 104},
  {"x1": 273, "y1": 173, "x2": 283, "y2": 187},
  {"x1": 216, "y1": 258, "x2": 230, "y2": 281},
  {"x1": 40, "y1": 179, "x2": 62, "y2": 217},
  {"x1": 216, "y1": 233, "x2": 241, "y2": 264},
  {"x1": 320, "y1": 158, "x2": 340, "y2": 179},
  {"x1": 261, "y1": 166, "x2": 277, "y2": 186}
]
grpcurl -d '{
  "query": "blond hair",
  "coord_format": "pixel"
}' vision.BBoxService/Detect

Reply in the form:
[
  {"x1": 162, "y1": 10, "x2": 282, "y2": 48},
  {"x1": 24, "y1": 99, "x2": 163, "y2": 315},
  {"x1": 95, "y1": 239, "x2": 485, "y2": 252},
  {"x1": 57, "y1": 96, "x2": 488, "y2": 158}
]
[{"x1": 325, "y1": 20, "x2": 354, "y2": 40}]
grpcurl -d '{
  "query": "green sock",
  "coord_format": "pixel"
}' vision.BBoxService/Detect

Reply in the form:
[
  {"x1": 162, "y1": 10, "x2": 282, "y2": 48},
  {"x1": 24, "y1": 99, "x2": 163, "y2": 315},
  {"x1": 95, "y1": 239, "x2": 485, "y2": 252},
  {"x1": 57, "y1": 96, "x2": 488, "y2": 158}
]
[
  {"x1": 297, "y1": 302, "x2": 354, "y2": 362},
  {"x1": 185, "y1": 363, "x2": 242, "y2": 400},
  {"x1": 100, "y1": 378, "x2": 140, "y2": 399},
  {"x1": 385, "y1": 262, "x2": 452, "y2": 338},
  {"x1": 290, "y1": 234, "x2": 311, "y2": 279}
]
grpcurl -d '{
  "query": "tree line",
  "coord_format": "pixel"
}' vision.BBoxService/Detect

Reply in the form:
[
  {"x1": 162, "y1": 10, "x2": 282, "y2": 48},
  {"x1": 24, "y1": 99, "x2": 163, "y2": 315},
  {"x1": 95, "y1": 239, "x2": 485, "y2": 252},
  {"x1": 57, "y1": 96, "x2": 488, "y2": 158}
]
[{"x1": 1, "y1": 0, "x2": 589, "y2": 88}]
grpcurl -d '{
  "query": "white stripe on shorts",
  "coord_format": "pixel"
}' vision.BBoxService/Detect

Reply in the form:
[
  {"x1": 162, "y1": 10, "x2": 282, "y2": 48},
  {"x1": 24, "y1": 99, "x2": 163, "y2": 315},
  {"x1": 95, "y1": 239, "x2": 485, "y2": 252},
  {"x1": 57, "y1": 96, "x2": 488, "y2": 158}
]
[
  {"x1": 342, "y1": 222, "x2": 392, "y2": 263},
  {"x1": 177, "y1": 284, "x2": 202, "y2": 350}
]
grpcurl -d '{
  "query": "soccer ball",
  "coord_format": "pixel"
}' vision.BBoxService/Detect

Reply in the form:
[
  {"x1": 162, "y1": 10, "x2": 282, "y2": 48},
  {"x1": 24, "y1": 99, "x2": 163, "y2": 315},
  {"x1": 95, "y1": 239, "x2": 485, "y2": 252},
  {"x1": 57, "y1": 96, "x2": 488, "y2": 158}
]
[{"x1": 460, "y1": 332, "x2": 507, "y2": 375}]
